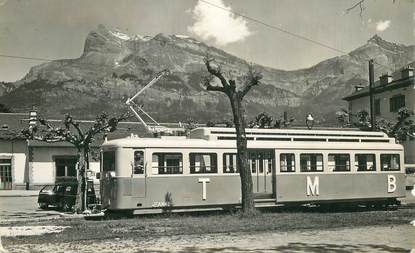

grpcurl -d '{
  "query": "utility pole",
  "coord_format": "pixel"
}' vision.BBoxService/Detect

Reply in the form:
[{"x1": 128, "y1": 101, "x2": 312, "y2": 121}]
[{"x1": 368, "y1": 59, "x2": 375, "y2": 131}]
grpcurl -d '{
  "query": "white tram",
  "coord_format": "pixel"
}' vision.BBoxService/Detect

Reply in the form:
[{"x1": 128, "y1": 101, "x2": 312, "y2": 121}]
[{"x1": 99, "y1": 127, "x2": 405, "y2": 213}]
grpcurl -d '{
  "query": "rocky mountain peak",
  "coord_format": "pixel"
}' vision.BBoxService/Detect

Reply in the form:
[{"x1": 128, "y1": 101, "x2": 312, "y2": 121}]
[
  {"x1": 1, "y1": 26, "x2": 414, "y2": 125},
  {"x1": 368, "y1": 34, "x2": 384, "y2": 44},
  {"x1": 366, "y1": 34, "x2": 407, "y2": 51}
]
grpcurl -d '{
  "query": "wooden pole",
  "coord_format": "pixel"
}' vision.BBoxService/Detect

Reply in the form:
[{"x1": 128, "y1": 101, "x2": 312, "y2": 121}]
[{"x1": 369, "y1": 59, "x2": 375, "y2": 130}]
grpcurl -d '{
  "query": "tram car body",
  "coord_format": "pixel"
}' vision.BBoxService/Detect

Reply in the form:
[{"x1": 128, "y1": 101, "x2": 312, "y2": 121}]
[{"x1": 99, "y1": 127, "x2": 405, "y2": 212}]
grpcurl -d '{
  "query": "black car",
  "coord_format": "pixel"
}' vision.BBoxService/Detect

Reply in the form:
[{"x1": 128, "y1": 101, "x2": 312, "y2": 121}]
[{"x1": 38, "y1": 181, "x2": 97, "y2": 212}]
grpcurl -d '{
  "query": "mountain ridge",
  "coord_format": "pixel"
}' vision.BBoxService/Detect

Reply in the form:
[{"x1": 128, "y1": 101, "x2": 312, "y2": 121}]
[{"x1": 1, "y1": 25, "x2": 414, "y2": 125}]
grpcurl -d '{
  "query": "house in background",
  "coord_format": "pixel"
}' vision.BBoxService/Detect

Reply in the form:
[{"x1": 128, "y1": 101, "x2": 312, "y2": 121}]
[
  {"x1": 0, "y1": 113, "x2": 29, "y2": 190},
  {"x1": 343, "y1": 67, "x2": 415, "y2": 164},
  {"x1": 0, "y1": 112, "x2": 146, "y2": 190}
]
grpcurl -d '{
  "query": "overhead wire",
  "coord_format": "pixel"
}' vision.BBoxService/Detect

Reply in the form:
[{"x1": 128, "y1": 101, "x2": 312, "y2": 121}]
[{"x1": 196, "y1": 0, "x2": 392, "y2": 70}]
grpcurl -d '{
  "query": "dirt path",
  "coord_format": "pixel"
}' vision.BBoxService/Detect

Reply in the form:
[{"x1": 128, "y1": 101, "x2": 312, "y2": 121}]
[
  {"x1": 2, "y1": 205, "x2": 415, "y2": 252},
  {"x1": 4, "y1": 224, "x2": 415, "y2": 253}
]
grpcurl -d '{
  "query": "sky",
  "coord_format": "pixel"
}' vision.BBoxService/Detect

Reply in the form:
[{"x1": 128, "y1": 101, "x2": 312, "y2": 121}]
[{"x1": 0, "y1": 0, "x2": 414, "y2": 82}]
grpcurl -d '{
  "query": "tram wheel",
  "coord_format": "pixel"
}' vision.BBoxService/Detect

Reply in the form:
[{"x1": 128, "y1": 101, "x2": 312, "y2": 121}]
[
  {"x1": 222, "y1": 206, "x2": 238, "y2": 214},
  {"x1": 105, "y1": 210, "x2": 134, "y2": 219},
  {"x1": 39, "y1": 203, "x2": 49, "y2": 210}
]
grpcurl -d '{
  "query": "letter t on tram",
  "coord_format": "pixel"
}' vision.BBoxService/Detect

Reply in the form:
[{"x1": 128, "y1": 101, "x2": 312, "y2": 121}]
[{"x1": 198, "y1": 178, "x2": 210, "y2": 200}]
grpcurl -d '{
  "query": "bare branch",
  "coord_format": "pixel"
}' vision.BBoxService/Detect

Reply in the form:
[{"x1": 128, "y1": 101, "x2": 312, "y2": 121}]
[
  {"x1": 345, "y1": 0, "x2": 365, "y2": 17},
  {"x1": 240, "y1": 65, "x2": 262, "y2": 98},
  {"x1": 32, "y1": 136, "x2": 66, "y2": 143},
  {"x1": 345, "y1": 0, "x2": 396, "y2": 17},
  {"x1": 84, "y1": 112, "x2": 130, "y2": 142},
  {"x1": 202, "y1": 74, "x2": 225, "y2": 92},
  {"x1": 65, "y1": 114, "x2": 84, "y2": 140},
  {"x1": 203, "y1": 56, "x2": 229, "y2": 89}
]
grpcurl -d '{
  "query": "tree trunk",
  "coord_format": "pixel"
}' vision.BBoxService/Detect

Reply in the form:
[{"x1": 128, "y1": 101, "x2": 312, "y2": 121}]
[
  {"x1": 75, "y1": 147, "x2": 88, "y2": 212},
  {"x1": 229, "y1": 93, "x2": 255, "y2": 214}
]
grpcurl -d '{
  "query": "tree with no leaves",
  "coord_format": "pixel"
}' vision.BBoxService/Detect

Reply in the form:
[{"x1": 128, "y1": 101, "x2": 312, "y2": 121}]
[
  {"x1": 203, "y1": 56, "x2": 262, "y2": 214},
  {"x1": 345, "y1": 0, "x2": 396, "y2": 17},
  {"x1": 22, "y1": 112, "x2": 129, "y2": 212}
]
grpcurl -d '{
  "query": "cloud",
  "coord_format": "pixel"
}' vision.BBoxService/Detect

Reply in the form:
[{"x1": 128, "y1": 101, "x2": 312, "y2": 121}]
[
  {"x1": 376, "y1": 20, "x2": 391, "y2": 32},
  {"x1": 0, "y1": 0, "x2": 7, "y2": 7},
  {"x1": 188, "y1": 0, "x2": 251, "y2": 46}
]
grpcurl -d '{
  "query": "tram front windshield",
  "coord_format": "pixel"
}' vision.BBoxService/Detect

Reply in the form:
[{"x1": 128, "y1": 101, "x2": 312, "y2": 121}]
[{"x1": 102, "y1": 151, "x2": 115, "y2": 172}]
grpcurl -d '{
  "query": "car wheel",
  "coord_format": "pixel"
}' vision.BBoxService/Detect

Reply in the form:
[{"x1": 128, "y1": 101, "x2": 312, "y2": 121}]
[
  {"x1": 62, "y1": 201, "x2": 73, "y2": 212},
  {"x1": 39, "y1": 203, "x2": 49, "y2": 210}
]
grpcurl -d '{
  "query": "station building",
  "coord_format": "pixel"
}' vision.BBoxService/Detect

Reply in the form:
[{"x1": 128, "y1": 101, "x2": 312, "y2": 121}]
[
  {"x1": 0, "y1": 112, "x2": 142, "y2": 190},
  {"x1": 343, "y1": 67, "x2": 415, "y2": 164}
]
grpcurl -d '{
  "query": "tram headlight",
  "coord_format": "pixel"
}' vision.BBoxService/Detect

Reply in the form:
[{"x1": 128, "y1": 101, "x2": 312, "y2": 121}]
[{"x1": 109, "y1": 171, "x2": 116, "y2": 178}]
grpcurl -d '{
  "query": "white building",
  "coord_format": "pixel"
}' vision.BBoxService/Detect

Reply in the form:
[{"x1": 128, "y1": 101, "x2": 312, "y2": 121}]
[
  {"x1": 0, "y1": 112, "x2": 141, "y2": 190},
  {"x1": 343, "y1": 67, "x2": 415, "y2": 164}
]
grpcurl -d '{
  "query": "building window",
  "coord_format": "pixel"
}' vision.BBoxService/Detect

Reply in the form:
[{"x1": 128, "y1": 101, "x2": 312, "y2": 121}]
[
  {"x1": 223, "y1": 153, "x2": 238, "y2": 173},
  {"x1": 0, "y1": 159, "x2": 12, "y2": 190},
  {"x1": 380, "y1": 154, "x2": 400, "y2": 171},
  {"x1": 355, "y1": 154, "x2": 376, "y2": 171},
  {"x1": 190, "y1": 153, "x2": 217, "y2": 174},
  {"x1": 390, "y1": 95, "x2": 405, "y2": 112},
  {"x1": 280, "y1": 153, "x2": 295, "y2": 172},
  {"x1": 300, "y1": 154, "x2": 323, "y2": 172},
  {"x1": 328, "y1": 154, "x2": 350, "y2": 172},
  {"x1": 152, "y1": 153, "x2": 182, "y2": 175},
  {"x1": 374, "y1": 99, "x2": 381, "y2": 116},
  {"x1": 102, "y1": 151, "x2": 115, "y2": 172},
  {"x1": 55, "y1": 157, "x2": 77, "y2": 178},
  {"x1": 133, "y1": 151, "x2": 144, "y2": 174}
]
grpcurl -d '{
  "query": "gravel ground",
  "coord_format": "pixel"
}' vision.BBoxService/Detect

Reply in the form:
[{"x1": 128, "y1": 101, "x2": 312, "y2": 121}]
[
  {"x1": 3, "y1": 224, "x2": 415, "y2": 253},
  {"x1": 2, "y1": 206, "x2": 415, "y2": 253}
]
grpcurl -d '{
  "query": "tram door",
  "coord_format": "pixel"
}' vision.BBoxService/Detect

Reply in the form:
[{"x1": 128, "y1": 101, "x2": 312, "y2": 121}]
[
  {"x1": 249, "y1": 150, "x2": 274, "y2": 196},
  {"x1": 132, "y1": 150, "x2": 146, "y2": 198}
]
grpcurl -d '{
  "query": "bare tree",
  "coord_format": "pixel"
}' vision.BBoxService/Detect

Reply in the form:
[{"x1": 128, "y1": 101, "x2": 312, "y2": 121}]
[
  {"x1": 345, "y1": 0, "x2": 396, "y2": 16},
  {"x1": 203, "y1": 56, "x2": 262, "y2": 214},
  {"x1": 22, "y1": 112, "x2": 129, "y2": 212}
]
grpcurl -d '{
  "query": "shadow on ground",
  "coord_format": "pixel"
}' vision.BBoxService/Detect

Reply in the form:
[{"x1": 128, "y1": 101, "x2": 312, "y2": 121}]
[{"x1": 180, "y1": 242, "x2": 409, "y2": 253}]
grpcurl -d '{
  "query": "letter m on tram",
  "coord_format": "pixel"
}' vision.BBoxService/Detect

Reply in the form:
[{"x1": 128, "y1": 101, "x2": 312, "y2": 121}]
[{"x1": 306, "y1": 176, "x2": 319, "y2": 196}]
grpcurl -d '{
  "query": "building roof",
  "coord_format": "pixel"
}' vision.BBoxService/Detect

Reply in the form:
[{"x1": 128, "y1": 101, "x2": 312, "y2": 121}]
[
  {"x1": 0, "y1": 113, "x2": 29, "y2": 140},
  {"x1": 343, "y1": 76, "x2": 414, "y2": 101},
  {"x1": 0, "y1": 112, "x2": 176, "y2": 146},
  {"x1": 343, "y1": 68, "x2": 415, "y2": 101}
]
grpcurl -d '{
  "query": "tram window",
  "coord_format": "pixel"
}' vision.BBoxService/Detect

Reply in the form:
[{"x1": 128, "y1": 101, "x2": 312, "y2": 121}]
[
  {"x1": 152, "y1": 153, "x2": 183, "y2": 175},
  {"x1": 249, "y1": 153, "x2": 257, "y2": 173},
  {"x1": 103, "y1": 151, "x2": 115, "y2": 172},
  {"x1": 280, "y1": 153, "x2": 295, "y2": 172},
  {"x1": 190, "y1": 153, "x2": 217, "y2": 174},
  {"x1": 133, "y1": 151, "x2": 144, "y2": 174},
  {"x1": 300, "y1": 154, "x2": 323, "y2": 172},
  {"x1": 355, "y1": 154, "x2": 376, "y2": 171},
  {"x1": 223, "y1": 153, "x2": 239, "y2": 173},
  {"x1": 328, "y1": 154, "x2": 350, "y2": 172},
  {"x1": 380, "y1": 154, "x2": 400, "y2": 171}
]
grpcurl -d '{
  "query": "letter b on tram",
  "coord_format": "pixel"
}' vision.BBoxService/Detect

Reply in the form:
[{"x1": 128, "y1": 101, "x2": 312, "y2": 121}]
[{"x1": 387, "y1": 175, "x2": 396, "y2": 193}]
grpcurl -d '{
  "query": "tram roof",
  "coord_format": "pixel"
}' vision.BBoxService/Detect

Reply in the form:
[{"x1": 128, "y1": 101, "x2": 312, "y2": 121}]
[
  {"x1": 188, "y1": 127, "x2": 389, "y2": 139},
  {"x1": 102, "y1": 127, "x2": 401, "y2": 150}
]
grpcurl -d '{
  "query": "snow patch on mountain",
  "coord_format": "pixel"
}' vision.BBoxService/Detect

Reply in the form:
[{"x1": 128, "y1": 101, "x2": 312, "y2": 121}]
[
  {"x1": 175, "y1": 35, "x2": 190, "y2": 39},
  {"x1": 110, "y1": 30, "x2": 130, "y2": 40}
]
